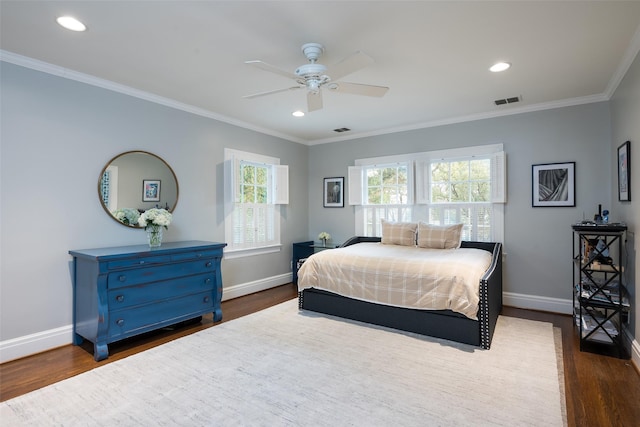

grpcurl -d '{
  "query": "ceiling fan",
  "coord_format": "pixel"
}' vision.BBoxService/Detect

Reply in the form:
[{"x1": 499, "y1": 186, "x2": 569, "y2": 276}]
[{"x1": 243, "y1": 43, "x2": 389, "y2": 112}]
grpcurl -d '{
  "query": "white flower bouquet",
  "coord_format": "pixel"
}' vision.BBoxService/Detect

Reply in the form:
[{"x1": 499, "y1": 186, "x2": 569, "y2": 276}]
[
  {"x1": 318, "y1": 232, "x2": 331, "y2": 241},
  {"x1": 138, "y1": 208, "x2": 173, "y2": 229},
  {"x1": 112, "y1": 208, "x2": 141, "y2": 226}
]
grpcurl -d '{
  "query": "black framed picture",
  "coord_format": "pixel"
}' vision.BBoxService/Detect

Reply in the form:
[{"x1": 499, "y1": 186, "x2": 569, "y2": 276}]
[
  {"x1": 532, "y1": 162, "x2": 575, "y2": 207},
  {"x1": 323, "y1": 177, "x2": 344, "y2": 207},
  {"x1": 143, "y1": 179, "x2": 161, "y2": 202},
  {"x1": 618, "y1": 141, "x2": 630, "y2": 201}
]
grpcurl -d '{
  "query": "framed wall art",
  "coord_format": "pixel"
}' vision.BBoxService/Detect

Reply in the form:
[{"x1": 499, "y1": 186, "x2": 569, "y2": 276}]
[
  {"x1": 143, "y1": 179, "x2": 161, "y2": 202},
  {"x1": 323, "y1": 177, "x2": 344, "y2": 208},
  {"x1": 617, "y1": 140, "x2": 630, "y2": 201},
  {"x1": 532, "y1": 162, "x2": 575, "y2": 207}
]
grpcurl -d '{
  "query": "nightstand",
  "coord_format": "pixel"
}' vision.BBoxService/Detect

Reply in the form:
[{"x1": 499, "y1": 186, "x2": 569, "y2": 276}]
[{"x1": 292, "y1": 240, "x2": 338, "y2": 285}]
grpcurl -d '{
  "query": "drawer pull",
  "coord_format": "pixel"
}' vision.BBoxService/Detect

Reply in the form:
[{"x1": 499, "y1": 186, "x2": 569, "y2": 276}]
[
  {"x1": 205, "y1": 278, "x2": 212, "y2": 284},
  {"x1": 205, "y1": 262, "x2": 213, "y2": 268},
  {"x1": 203, "y1": 296, "x2": 210, "y2": 303},
  {"x1": 115, "y1": 295, "x2": 124, "y2": 302},
  {"x1": 139, "y1": 260, "x2": 145, "y2": 265},
  {"x1": 116, "y1": 319, "x2": 124, "y2": 326},
  {"x1": 118, "y1": 275, "x2": 127, "y2": 282}
]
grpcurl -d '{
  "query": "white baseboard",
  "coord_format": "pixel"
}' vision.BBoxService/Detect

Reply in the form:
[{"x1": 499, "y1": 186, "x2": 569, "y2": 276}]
[
  {"x1": 221, "y1": 273, "x2": 292, "y2": 301},
  {"x1": 503, "y1": 292, "x2": 573, "y2": 314},
  {"x1": 0, "y1": 273, "x2": 293, "y2": 364},
  {"x1": 0, "y1": 325, "x2": 73, "y2": 364}
]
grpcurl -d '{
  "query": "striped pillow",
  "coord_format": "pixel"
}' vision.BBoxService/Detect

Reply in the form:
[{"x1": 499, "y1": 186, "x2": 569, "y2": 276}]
[
  {"x1": 417, "y1": 223, "x2": 463, "y2": 249},
  {"x1": 381, "y1": 220, "x2": 418, "y2": 246}
]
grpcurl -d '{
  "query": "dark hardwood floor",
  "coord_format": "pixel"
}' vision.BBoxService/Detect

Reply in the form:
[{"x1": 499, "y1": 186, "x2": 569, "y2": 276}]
[{"x1": 1, "y1": 284, "x2": 639, "y2": 426}]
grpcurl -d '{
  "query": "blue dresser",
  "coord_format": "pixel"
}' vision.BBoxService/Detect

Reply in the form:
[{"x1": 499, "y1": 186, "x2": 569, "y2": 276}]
[{"x1": 69, "y1": 241, "x2": 226, "y2": 361}]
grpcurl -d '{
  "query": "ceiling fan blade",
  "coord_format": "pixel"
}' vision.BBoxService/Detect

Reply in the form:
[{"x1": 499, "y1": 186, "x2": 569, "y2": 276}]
[
  {"x1": 326, "y1": 51, "x2": 375, "y2": 81},
  {"x1": 307, "y1": 91, "x2": 323, "y2": 112},
  {"x1": 245, "y1": 60, "x2": 298, "y2": 80},
  {"x1": 243, "y1": 86, "x2": 302, "y2": 99},
  {"x1": 329, "y1": 82, "x2": 389, "y2": 97}
]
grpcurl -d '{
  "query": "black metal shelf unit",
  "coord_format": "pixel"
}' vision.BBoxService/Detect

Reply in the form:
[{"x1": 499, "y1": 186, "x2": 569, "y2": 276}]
[{"x1": 572, "y1": 224, "x2": 629, "y2": 358}]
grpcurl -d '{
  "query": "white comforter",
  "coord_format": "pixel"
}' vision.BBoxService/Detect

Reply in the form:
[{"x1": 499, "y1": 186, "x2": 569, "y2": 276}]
[{"x1": 297, "y1": 242, "x2": 493, "y2": 319}]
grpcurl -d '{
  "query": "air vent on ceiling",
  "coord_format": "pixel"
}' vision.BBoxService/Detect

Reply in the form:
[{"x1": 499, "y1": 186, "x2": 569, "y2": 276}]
[
  {"x1": 494, "y1": 96, "x2": 521, "y2": 106},
  {"x1": 334, "y1": 127, "x2": 351, "y2": 133}
]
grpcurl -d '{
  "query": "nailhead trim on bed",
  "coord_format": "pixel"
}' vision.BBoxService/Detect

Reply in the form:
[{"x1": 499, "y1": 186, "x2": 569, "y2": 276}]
[{"x1": 479, "y1": 278, "x2": 490, "y2": 349}]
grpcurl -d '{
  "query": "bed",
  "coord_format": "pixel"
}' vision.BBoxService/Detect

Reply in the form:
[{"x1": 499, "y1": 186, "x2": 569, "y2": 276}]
[{"x1": 297, "y1": 230, "x2": 503, "y2": 349}]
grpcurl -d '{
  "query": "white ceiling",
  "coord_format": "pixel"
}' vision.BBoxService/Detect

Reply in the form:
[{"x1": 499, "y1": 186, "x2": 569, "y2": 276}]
[{"x1": 2, "y1": 1, "x2": 640, "y2": 145}]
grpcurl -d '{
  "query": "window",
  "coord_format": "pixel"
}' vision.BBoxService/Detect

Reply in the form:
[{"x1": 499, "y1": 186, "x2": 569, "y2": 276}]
[
  {"x1": 430, "y1": 159, "x2": 491, "y2": 203},
  {"x1": 350, "y1": 155, "x2": 414, "y2": 237},
  {"x1": 363, "y1": 163, "x2": 412, "y2": 235},
  {"x1": 427, "y1": 157, "x2": 492, "y2": 241},
  {"x1": 224, "y1": 149, "x2": 288, "y2": 258},
  {"x1": 351, "y1": 145, "x2": 505, "y2": 242}
]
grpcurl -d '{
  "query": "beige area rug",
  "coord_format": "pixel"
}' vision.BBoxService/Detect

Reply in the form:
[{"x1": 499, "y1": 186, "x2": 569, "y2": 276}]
[{"x1": 1, "y1": 300, "x2": 565, "y2": 426}]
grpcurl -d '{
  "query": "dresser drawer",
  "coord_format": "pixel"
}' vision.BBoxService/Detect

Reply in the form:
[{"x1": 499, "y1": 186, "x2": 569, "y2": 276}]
[
  {"x1": 107, "y1": 255, "x2": 172, "y2": 270},
  {"x1": 108, "y1": 274, "x2": 215, "y2": 310},
  {"x1": 107, "y1": 259, "x2": 216, "y2": 289},
  {"x1": 171, "y1": 249, "x2": 220, "y2": 262},
  {"x1": 108, "y1": 292, "x2": 214, "y2": 341}
]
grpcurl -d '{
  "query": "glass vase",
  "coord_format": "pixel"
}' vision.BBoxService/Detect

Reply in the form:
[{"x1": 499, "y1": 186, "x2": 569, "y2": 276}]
[{"x1": 146, "y1": 225, "x2": 163, "y2": 248}]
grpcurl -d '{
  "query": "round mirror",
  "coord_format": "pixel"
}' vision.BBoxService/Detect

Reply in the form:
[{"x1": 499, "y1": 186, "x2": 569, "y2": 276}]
[{"x1": 98, "y1": 151, "x2": 179, "y2": 228}]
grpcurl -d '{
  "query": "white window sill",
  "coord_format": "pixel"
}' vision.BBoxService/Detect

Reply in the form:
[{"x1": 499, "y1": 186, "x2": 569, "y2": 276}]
[{"x1": 223, "y1": 244, "x2": 282, "y2": 260}]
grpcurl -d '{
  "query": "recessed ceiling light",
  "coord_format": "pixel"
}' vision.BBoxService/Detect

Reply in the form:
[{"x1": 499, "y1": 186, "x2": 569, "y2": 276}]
[
  {"x1": 56, "y1": 16, "x2": 87, "y2": 32},
  {"x1": 292, "y1": 110, "x2": 305, "y2": 117},
  {"x1": 489, "y1": 62, "x2": 511, "y2": 73}
]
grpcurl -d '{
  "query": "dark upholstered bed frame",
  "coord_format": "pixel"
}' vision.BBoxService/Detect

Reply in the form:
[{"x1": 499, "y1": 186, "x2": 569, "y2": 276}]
[{"x1": 298, "y1": 237, "x2": 503, "y2": 349}]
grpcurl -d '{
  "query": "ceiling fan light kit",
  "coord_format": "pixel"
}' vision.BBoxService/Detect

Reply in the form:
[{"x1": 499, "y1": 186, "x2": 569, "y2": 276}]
[{"x1": 244, "y1": 42, "x2": 389, "y2": 113}]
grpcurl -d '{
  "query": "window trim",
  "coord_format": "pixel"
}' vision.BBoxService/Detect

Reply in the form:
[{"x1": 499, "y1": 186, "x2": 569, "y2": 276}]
[
  {"x1": 351, "y1": 144, "x2": 504, "y2": 243},
  {"x1": 224, "y1": 148, "x2": 287, "y2": 258}
]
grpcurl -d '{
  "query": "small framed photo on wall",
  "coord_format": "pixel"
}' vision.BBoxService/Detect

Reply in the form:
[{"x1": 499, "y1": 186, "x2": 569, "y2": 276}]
[
  {"x1": 143, "y1": 179, "x2": 161, "y2": 202},
  {"x1": 532, "y1": 162, "x2": 575, "y2": 207},
  {"x1": 323, "y1": 177, "x2": 344, "y2": 208},
  {"x1": 618, "y1": 141, "x2": 630, "y2": 201}
]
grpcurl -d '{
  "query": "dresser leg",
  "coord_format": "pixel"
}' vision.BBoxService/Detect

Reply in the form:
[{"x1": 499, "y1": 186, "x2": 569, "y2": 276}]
[
  {"x1": 94, "y1": 342, "x2": 109, "y2": 361},
  {"x1": 213, "y1": 308, "x2": 222, "y2": 322},
  {"x1": 72, "y1": 333, "x2": 84, "y2": 345}
]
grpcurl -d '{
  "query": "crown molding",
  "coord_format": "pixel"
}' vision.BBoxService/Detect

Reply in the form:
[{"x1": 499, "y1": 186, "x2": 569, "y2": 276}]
[
  {"x1": 2, "y1": 43, "x2": 634, "y2": 147},
  {"x1": 604, "y1": 22, "x2": 640, "y2": 99},
  {"x1": 0, "y1": 50, "x2": 305, "y2": 145},
  {"x1": 307, "y1": 93, "x2": 609, "y2": 146}
]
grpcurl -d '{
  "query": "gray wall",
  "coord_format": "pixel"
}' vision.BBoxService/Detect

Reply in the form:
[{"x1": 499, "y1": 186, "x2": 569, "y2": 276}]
[
  {"x1": 610, "y1": 51, "x2": 640, "y2": 340},
  {"x1": 0, "y1": 62, "x2": 309, "y2": 343},
  {"x1": 308, "y1": 103, "x2": 613, "y2": 305},
  {"x1": 1, "y1": 53, "x2": 637, "y2": 359}
]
